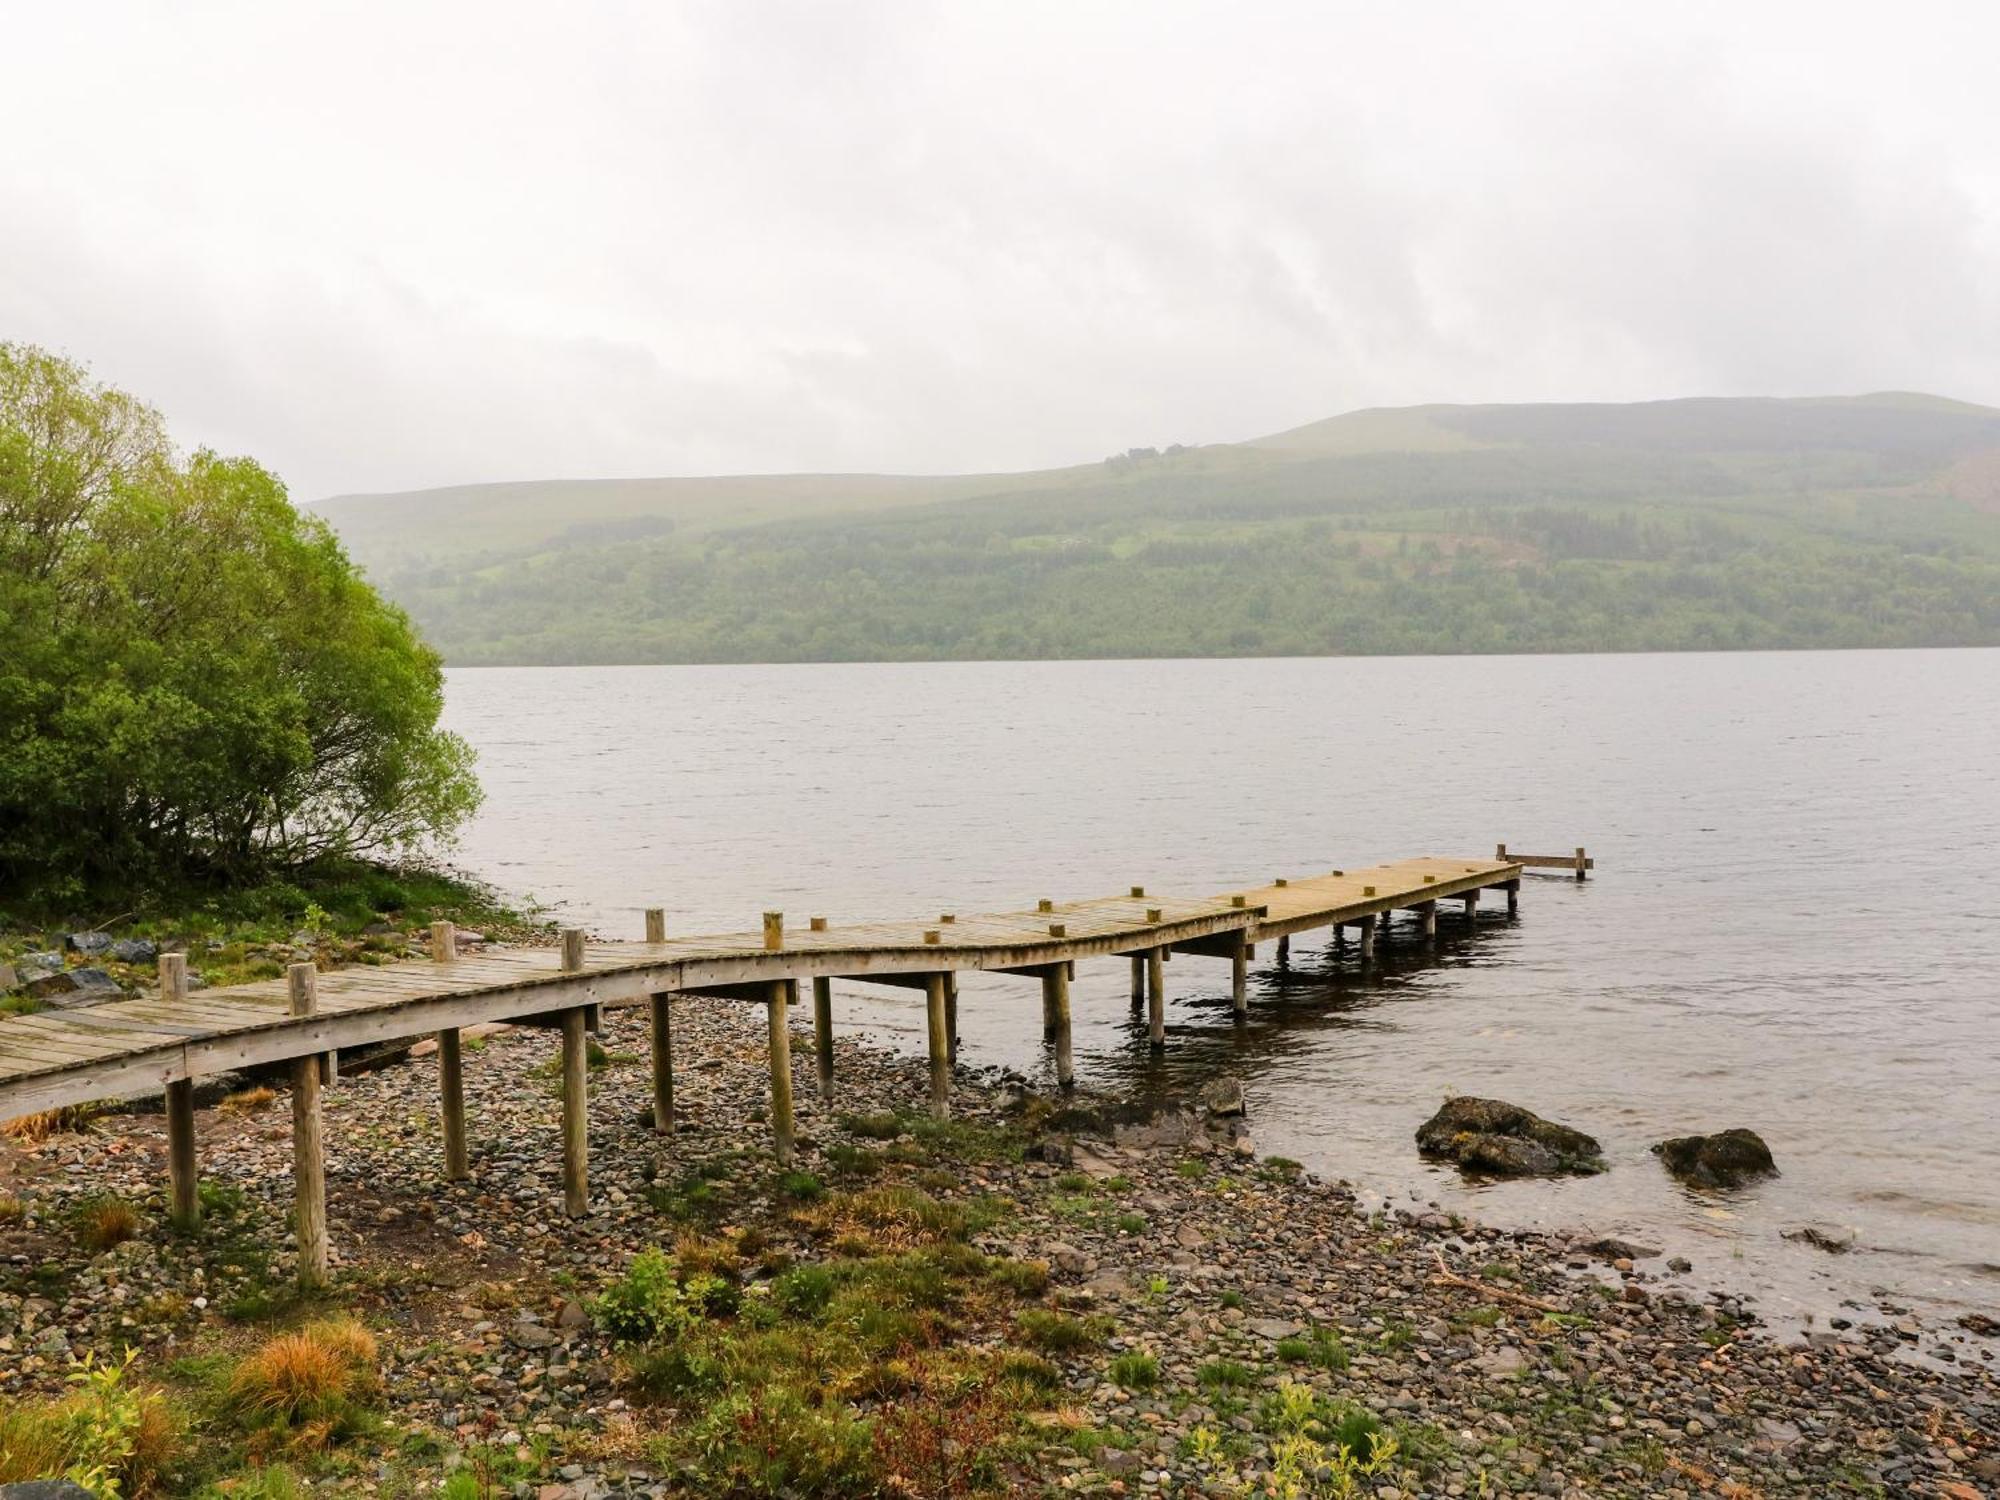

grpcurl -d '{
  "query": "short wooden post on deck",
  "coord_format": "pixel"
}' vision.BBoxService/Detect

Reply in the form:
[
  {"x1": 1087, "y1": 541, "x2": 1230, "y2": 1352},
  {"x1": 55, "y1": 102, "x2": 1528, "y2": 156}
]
[
  {"x1": 557, "y1": 929, "x2": 590, "y2": 1216},
  {"x1": 1146, "y1": 947, "x2": 1166, "y2": 1050},
  {"x1": 1043, "y1": 963, "x2": 1074, "y2": 1089},
  {"x1": 1359, "y1": 914, "x2": 1377, "y2": 962},
  {"x1": 429, "y1": 922, "x2": 469, "y2": 1181},
  {"x1": 287, "y1": 962, "x2": 329, "y2": 1288},
  {"x1": 160, "y1": 953, "x2": 199, "y2": 1232},
  {"x1": 763, "y1": 911, "x2": 784, "y2": 950},
  {"x1": 812, "y1": 975, "x2": 835, "y2": 1100},
  {"x1": 767, "y1": 979, "x2": 795, "y2": 1165},
  {"x1": 924, "y1": 972, "x2": 951, "y2": 1120},
  {"x1": 1230, "y1": 935, "x2": 1248, "y2": 1016}
]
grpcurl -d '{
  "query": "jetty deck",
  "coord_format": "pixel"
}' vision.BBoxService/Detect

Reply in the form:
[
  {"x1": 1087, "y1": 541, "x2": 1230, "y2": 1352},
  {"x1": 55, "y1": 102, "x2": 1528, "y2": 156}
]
[{"x1": 0, "y1": 852, "x2": 1533, "y2": 1285}]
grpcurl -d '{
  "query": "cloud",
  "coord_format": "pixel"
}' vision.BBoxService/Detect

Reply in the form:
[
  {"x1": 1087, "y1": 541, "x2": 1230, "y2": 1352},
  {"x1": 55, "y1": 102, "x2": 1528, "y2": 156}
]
[{"x1": 2, "y1": 0, "x2": 1997, "y2": 499}]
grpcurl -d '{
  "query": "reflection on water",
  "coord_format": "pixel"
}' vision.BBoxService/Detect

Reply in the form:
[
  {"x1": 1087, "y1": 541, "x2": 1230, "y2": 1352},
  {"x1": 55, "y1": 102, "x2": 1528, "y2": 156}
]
[{"x1": 441, "y1": 650, "x2": 2000, "y2": 1326}]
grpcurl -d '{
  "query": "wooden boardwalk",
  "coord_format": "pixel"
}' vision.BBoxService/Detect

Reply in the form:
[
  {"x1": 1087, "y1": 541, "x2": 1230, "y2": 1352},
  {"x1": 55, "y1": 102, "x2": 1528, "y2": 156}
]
[{"x1": 0, "y1": 853, "x2": 1530, "y2": 1283}]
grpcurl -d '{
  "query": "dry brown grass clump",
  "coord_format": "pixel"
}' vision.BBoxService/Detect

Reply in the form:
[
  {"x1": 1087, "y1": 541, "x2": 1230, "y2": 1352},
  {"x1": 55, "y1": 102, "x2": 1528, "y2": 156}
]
[
  {"x1": 77, "y1": 1196, "x2": 141, "y2": 1252},
  {"x1": 0, "y1": 1194, "x2": 26, "y2": 1224},
  {"x1": 218, "y1": 1085, "x2": 278, "y2": 1114},
  {"x1": 2, "y1": 1102, "x2": 103, "y2": 1144},
  {"x1": 229, "y1": 1317, "x2": 380, "y2": 1447}
]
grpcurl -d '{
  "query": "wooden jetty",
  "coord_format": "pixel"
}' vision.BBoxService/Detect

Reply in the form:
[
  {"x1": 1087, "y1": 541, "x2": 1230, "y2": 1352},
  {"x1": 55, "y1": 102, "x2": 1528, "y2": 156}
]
[{"x1": 0, "y1": 853, "x2": 1539, "y2": 1281}]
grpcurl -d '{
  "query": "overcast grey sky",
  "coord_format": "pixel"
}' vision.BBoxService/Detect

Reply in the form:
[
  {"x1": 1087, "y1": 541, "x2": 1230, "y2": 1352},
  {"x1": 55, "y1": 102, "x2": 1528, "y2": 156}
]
[{"x1": 5, "y1": 1, "x2": 1997, "y2": 500}]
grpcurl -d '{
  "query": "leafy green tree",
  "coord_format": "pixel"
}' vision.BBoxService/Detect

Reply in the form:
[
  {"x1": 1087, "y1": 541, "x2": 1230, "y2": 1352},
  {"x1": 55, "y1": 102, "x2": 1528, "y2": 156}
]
[{"x1": 0, "y1": 343, "x2": 479, "y2": 905}]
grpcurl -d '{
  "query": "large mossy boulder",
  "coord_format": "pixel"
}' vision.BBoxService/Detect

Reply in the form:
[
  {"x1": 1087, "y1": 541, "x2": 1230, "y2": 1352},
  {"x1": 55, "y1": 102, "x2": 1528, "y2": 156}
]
[
  {"x1": 1416, "y1": 1096, "x2": 1605, "y2": 1177},
  {"x1": 1653, "y1": 1128, "x2": 1776, "y2": 1188}
]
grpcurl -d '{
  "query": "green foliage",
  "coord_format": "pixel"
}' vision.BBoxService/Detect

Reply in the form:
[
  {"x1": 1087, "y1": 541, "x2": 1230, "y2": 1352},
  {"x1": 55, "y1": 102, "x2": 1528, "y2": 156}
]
[
  {"x1": 1014, "y1": 1309, "x2": 1112, "y2": 1353},
  {"x1": 1275, "y1": 1325, "x2": 1350, "y2": 1371},
  {"x1": 0, "y1": 1351, "x2": 176, "y2": 1498},
  {"x1": 1106, "y1": 1351, "x2": 1159, "y2": 1389},
  {"x1": 593, "y1": 1247, "x2": 693, "y2": 1344},
  {"x1": 0, "y1": 343, "x2": 479, "y2": 907}
]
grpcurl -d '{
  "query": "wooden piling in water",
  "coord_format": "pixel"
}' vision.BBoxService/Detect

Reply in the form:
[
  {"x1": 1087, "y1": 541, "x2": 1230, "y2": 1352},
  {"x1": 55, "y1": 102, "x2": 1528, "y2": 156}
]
[
  {"x1": 1419, "y1": 900, "x2": 1438, "y2": 939},
  {"x1": 1505, "y1": 880, "x2": 1520, "y2": 918},
  {"x1": 1277, "y1": 934, "x2": 1290, "y2": 967},
  {"x1": 1130, "y1": 955, "x2": 1145, "y2": 1011},
  {"x1": 1043, "y1": 963, "x2": 1074, "y2": 1089},
  {"x1": 1147, "y1": 947, "x2": 1166, "y2": 1050},
  {"x1": 924, "y1": 972, "x2": 951, "y2": 1119},
  {"x1": 160, "y1": 953, "x2": 198, "y2": 1232},
  {"x1": 812, "y1": 975, "x2": 835, "y2": 1100},
  {"x1": 1359, "y1": 914, "x2": 1377, "y2": 961},
  {"x1": 767, "y1": 979, "x2": 795, "y2": 1165},
  {"x1": 1230, "y1": 935, "x2": 1248, "y2": 1016},
  {"x1": 287, "y1": 963, "x2": 329, "y2": 1287}
]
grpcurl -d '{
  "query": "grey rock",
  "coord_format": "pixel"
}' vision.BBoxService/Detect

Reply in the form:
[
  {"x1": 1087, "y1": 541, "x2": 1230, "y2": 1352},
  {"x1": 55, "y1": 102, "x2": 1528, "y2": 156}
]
[
  {"x1": 1415, "y1": 1096, "x2": 1604, "y2": 1177},
  {"x1": 509, "y1": 1322, "x2": 562, "y2": 1350},
  {"x1": 1781, "y1": 1224, "x2": 1856, "y2": 1254},
  {"x1": 1246, "y1": 1316, "x2": 1301, "y2": 1340},
  {"x1": 1653, "y1": 1128, "x2": 1777, "y2": 1188},
  {"x1": 20, "y1": 951, "x2": 62, "y2": 977},
  {"x1": 64, "y1": 930, "x2": 114, "y2": 956},
  {"x1": 0, "y1": 1483, "x2": 100, "y2": 1500},
  {"x1": 1475, "y1": 1345, "x2": 1531, "y2": 1378},
  {"x1": 1199, "y1": 1077, "x2": 1247, "y2": 1118},
  {"x1": 107, "y1": 937, "x2": 158, "y2": 965},
  {"x1": 1046, "y1": 1242, "x2": 1095, "y2": 1276}
]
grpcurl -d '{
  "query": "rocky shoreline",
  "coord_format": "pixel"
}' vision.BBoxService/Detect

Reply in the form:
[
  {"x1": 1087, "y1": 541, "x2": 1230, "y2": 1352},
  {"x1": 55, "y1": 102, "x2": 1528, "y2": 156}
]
[{"x1": 4, "y1": 999, "x2": 1997, "y2": 1497}]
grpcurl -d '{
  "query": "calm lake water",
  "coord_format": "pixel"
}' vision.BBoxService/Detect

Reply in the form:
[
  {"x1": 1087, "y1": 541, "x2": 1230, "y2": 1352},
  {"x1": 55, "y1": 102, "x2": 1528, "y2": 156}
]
[{"x1": 440, "y1": 651, "x2": 2000, "y2": 1332}]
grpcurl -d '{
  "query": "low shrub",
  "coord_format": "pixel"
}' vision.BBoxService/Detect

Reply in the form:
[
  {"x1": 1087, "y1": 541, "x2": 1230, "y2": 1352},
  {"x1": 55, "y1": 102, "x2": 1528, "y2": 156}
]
[
  {"x1": 1107, "y1": 1351, "x2": 1159, "y2": 1390},
  {"x1": 594, "y1": 1247, "x2": 693, "y2": 1344},
  {"x1": 0, "y1": 1351, "x2": 179, "y2": 1497}
]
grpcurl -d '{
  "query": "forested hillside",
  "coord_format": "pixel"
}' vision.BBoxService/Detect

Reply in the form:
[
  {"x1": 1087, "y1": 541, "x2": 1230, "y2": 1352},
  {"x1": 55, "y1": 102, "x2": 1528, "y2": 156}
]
[{"x1": 315, "y1": 395, "x2": 2000, "y2": 663}]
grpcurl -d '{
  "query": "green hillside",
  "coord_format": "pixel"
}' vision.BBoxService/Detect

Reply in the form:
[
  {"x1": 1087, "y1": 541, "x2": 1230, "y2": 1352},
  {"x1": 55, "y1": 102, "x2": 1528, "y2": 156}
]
[{"x1": 312, "y1": 394, "x2": 2000, "y2": 663}]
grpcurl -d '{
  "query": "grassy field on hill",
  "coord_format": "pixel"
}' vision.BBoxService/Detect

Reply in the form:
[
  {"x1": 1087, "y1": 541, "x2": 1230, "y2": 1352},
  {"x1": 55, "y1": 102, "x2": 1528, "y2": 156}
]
[{"x1": 314, "y1": 394, "x2": 2000, "y2": 663}]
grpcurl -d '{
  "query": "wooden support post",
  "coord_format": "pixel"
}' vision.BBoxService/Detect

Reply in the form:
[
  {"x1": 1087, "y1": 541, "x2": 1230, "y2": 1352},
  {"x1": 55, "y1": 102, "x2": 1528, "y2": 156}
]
[
  {"x1": 645, "y1": 907, "x2": 666, "y2": 944},
  {"x1": 1463, "y1": 892, "x2": 1480, "y2": 924},
  {"x1": 560, "y1": 1006, "x2": 590, "y2": 1216},
  {"x1": 1044, "y1": 964, "x2": 1074, "y2": 1089},
  {"x1": 1130, "y1": 955, "x2": 1145, "y2": 1012},
  {"x1": 1277, "y1": 934, "x2": 1290, "y2": 967},
  {"x1": 1575, "y1": 846, "x2": 1589, "y2": 881},
  {"x1": 812, "y1": 975, "x2": 835, "y2": 1100},
  {"x1": 438, "y1": 1029, "x2": 469, "y2": 1180},
  {"x1": 1359, "y1": 915, "x2": 1377, "y2": 962},
  {"x1": 428, "y1": 922, "x2": 468, "y2": 1180},
  {"x1": 649, "y1": 993, "x2": 673, "y2": 1132},
  {"x1": 287, "y1": 963, "x2": 329, "y2": 1288},
  {"x1": 924, "y1": 972, "x2": 951, "y2": 1120},
  {"x1": 1506, "y1": 880, "x2": 1520, "y2": 918},
  {"x1": 763, "y1": 911, "x2": 784, "y2": 950},
  {"x1": 1230, "y1": 935, "x2": 1248, "y2": 1017},
  {"x1": 1146, "y1": 947, "x2": 1166, "y2": 1050},
  {"x1": 1420, "y1": 900, "x2": 1438, "y2": 939},
  {"x1": 767, "y1": 980, "x2": 795, "y2": 1164},
  {"x1": 550, "y1": 930, "x2": 589, "y2": 1215},
  {"x1": 160, "y1": 953, "x2": 198, "y2": 1232},
  {"x1": 945, "y1": 972, "x2": 960, "y2": 1063},
  {"x1": 1044, "y1": 967, "x2": 1060, "y2": 1036}
]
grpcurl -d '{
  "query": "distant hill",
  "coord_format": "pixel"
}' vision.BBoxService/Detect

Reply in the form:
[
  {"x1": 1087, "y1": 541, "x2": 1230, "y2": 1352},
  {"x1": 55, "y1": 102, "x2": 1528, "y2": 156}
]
[{"x1": 311, "y1": 394, "x2": 2000, "y2": 663}]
